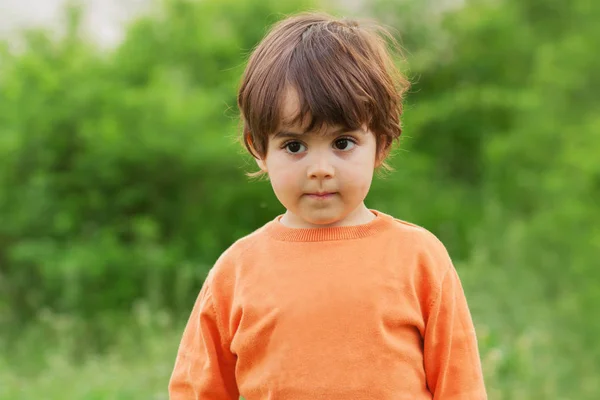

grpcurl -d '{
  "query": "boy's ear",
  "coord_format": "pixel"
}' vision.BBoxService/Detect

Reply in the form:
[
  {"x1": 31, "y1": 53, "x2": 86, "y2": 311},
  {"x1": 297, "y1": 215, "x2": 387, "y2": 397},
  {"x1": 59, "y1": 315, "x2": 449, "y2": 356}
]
[
  {"x1": 374, "y1": 152, "x2": 383, "y2": 168},
  {"x1": 246, "y1": 132, "x2": 268, "y2": 172},
  {"x1": 375, "y1": 146, "x2": 389, "y2": 168},
  {"x1": 255, "y1": 157, "x2": 268, "y2": 172}
]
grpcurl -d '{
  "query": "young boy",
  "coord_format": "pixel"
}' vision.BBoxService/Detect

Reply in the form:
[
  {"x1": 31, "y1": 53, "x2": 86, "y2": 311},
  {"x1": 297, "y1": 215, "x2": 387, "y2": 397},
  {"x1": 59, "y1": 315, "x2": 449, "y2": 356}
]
[{"x1": 169, "y1": 12, "x2": 487, "y2": 400}]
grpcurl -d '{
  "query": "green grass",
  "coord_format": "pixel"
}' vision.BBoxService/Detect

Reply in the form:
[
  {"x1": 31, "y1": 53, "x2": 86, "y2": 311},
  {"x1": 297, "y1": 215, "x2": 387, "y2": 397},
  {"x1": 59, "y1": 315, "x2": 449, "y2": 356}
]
[
  {"x1": 0, "y1": 305, "x2": 179, "y2": 400},
  {"x1": 0, "y1": 340, "x2": 176, "y2": 400}
]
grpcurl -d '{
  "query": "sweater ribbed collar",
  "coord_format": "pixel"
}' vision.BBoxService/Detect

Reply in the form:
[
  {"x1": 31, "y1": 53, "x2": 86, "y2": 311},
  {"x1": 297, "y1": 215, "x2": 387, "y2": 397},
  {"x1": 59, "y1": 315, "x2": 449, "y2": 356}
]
[{"x1": 263, "y1": 209, "x2": 394, "y2": 242}]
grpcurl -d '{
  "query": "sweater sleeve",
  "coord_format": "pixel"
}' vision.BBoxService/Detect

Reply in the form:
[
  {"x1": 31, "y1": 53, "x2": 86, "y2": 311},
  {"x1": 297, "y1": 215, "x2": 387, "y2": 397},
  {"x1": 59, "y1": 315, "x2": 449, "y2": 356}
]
[
  {"x1": 423, "y1": 264, "x2": 487, "y2": 399},
  {"x1": 169, "y1": 275, "x2": 239, "y2": 400}
]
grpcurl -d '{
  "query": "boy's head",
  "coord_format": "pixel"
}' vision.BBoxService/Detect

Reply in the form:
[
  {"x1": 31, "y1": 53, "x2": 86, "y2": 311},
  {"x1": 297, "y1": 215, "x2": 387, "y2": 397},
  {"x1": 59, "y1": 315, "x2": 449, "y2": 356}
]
[{"x1": 237, "y1": 12, "x2": 409, "y2": 227}]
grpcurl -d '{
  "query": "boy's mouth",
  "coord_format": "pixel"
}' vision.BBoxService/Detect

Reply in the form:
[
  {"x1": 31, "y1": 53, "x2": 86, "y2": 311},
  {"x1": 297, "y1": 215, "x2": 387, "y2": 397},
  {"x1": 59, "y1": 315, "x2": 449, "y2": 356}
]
[{"x1": 305, "y1": 192, "x2": 337, "y2": 200}]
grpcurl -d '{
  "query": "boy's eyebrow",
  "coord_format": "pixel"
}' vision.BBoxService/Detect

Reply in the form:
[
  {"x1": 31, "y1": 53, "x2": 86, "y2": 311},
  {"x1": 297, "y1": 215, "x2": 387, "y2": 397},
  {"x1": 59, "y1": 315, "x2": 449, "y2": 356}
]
[{"x1": 274, "y1": 127, "x2": 359, "y2": 139}]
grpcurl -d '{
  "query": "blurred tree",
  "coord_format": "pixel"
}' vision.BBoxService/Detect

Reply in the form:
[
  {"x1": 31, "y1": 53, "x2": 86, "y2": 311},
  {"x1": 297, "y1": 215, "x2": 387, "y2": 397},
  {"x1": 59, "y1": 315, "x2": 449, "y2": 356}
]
[{"x1": 0, "y1": 0, "x2": 314, "y2": 327}]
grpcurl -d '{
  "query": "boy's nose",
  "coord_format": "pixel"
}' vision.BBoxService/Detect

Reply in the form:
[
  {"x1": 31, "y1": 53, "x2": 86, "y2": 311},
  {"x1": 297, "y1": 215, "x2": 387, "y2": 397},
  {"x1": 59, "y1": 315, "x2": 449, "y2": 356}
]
[{"x1": 307, "y1": 154, "x2": 335, "y2": 180}]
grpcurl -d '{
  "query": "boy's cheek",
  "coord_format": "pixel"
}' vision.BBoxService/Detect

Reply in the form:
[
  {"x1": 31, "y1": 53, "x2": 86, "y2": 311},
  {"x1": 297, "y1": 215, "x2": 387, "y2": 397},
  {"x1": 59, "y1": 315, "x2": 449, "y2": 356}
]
[{"x1": 271, "y1": 173, "x2": 300, "y2": 195}]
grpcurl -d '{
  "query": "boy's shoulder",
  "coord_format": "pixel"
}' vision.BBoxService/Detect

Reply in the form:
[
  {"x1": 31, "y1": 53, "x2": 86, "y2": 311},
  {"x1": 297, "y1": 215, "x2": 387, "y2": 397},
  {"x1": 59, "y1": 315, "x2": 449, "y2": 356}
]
[
  {"x1": 385, "y1": 213, "x2": 450, "y2": 254},
  {"x1": 382, "y1": 213, "x2": 454, "y2": 280},
  {"x1": 206, "y1": 220, "x2": 272, "y2": 277}
]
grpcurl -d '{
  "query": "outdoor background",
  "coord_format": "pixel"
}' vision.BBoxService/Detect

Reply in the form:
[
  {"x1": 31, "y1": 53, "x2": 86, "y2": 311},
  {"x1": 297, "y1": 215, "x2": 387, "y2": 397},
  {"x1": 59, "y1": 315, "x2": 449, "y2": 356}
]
[{"x1": 1, "y1": 0, "x2": 598, "y2": 398}]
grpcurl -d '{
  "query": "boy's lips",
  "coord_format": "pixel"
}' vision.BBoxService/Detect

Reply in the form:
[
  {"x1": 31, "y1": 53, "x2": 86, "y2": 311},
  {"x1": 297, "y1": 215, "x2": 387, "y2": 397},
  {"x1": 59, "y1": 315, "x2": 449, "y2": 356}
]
[{"x1": 305, "y1": 192, "x2": 337, "y2": 200}]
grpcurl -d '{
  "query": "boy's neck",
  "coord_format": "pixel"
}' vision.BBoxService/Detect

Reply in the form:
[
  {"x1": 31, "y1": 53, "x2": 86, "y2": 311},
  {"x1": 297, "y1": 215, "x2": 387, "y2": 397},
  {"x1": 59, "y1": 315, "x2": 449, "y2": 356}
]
[{"x1": 279, "y1": 203, "x2": 376, "y2": 229}]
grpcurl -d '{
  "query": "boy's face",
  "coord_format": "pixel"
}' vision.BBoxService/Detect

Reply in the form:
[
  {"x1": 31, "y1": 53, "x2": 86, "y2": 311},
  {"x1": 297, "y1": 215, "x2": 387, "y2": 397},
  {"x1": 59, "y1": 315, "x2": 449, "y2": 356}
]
[{"x1": 256, "y1": 88, "x2": 380, "y2": 228}]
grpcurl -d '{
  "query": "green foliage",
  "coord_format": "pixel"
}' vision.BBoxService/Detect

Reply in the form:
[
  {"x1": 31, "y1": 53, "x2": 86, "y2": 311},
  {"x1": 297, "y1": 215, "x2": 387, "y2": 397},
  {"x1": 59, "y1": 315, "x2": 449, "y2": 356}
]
[
  {"x1": 0, "y1": 0, "x2": 316, "y2": 325},
  {"x1": 0, "y1": 0, "x2": 599, "y2": 398}
]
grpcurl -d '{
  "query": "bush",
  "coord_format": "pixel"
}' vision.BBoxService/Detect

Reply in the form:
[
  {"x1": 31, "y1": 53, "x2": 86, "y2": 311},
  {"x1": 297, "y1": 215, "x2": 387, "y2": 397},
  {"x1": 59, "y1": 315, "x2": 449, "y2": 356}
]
[{"x1": 0, "y1": 0, "x2": 312, "y2": 325}]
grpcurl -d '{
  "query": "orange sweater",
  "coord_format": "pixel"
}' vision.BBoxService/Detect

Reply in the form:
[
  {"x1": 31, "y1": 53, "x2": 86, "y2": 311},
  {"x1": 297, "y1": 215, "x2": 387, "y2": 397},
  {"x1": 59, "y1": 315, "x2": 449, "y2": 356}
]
[{"x1": 169, "y1": 210, "x2": 486, "y2": 399}]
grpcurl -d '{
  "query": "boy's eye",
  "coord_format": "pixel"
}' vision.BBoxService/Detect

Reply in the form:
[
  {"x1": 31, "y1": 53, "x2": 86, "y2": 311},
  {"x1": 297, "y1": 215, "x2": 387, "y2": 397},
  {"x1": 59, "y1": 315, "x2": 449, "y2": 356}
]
[
  {"x1": 334, "y1": 138, "x2": 356, "y2": 151},
  {"x1": 284, "y1": 141, "x2": 307, "y2": 154}
]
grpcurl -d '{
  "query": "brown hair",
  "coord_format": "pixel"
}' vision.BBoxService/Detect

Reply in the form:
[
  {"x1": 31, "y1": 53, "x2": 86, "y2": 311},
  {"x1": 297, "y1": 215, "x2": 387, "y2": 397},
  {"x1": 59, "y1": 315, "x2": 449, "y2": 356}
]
[{"x1": 237, "y1": 11, "x2": 410, "y2": 171}]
